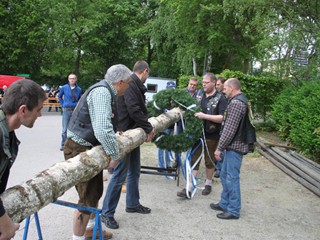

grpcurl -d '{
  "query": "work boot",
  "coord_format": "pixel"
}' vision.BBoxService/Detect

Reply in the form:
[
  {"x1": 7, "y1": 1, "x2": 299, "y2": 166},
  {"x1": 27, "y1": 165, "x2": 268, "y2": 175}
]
[
  {"x1": 177, "y1": 188, "x2": 191, "y2": 198},
  {"x1": 202, "y1": 185, "x2": 212, "y2": 195},
  {"x1": 85, "y1": 229, "x2": 113, "y2": 239}
]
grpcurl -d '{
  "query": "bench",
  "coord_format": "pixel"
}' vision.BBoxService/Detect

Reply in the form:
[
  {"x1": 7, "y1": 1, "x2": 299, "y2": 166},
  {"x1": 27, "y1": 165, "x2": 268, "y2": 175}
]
[{"x1": 43, "y1": 97, "x2": 60, "y2": 108}]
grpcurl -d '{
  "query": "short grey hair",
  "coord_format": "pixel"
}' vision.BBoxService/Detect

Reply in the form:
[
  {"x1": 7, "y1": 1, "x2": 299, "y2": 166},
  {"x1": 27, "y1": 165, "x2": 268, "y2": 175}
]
[
  {"x1": 203, "y1": 72, "x2": 217, "y2": 82},
  {"x1": 104, "y1": 64, "x2": 132, "y2": 83}
]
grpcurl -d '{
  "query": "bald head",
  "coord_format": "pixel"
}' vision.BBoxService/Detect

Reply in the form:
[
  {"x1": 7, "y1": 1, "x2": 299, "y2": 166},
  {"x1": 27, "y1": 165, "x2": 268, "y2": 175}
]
[
  {"x1": 225, "y1": 78, "x2": 241, "y2": 90},
  {"x1": 224, "y1": 78, "x2": 241, "y2": 98}
]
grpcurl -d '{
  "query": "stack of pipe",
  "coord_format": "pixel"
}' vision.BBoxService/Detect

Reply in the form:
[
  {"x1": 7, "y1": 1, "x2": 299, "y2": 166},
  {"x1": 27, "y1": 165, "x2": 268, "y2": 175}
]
[{"x1": 257, "y1": 137, "x2": 320, "y2": 197}]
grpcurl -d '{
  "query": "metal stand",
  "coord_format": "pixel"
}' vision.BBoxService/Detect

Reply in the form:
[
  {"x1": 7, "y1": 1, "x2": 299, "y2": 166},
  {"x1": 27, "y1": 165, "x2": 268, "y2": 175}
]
[
  {"x1": 141, "y1": 165, "x2": 180, "y2": 186},
  {"x1": 23, "y1": 212, "x2": 43, "y2": 240},
  {"x1": 23, "y1": 200, "x2": 103, "y2": 240}
]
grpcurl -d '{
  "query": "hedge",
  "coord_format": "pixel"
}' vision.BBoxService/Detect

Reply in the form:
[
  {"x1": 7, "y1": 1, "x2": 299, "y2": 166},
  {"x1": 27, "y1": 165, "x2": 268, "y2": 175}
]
[
  {"x1": 271, "y1": 80, "x2": 320, "y2": 159},
  {"x1": 178, "y1": 70, "x2": 287, "y2": 120}
]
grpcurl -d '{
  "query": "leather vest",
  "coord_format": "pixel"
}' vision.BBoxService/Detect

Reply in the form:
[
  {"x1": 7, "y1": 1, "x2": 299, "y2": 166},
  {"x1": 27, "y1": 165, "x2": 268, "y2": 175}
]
[
  {"x1": 197, "y1": 91, "x2": 223, "y2": 133},
  {"x1": 223, "y1": 93, "x2": 256, "y2": 151},
  {"x1": 67, "y1": 80, "x2": 117, "y2": 146}
]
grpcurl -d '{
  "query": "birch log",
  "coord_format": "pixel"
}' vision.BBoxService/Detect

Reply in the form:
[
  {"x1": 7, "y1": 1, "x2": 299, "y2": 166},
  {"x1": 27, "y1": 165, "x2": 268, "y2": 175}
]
[{"x1": 1, "y1": 108, "x2": 182, "y2": 223}]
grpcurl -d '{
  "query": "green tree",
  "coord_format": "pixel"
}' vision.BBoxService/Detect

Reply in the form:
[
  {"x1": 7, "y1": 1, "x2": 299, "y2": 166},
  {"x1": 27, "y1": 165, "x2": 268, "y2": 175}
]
[{"x1": 0, "y1": 0, "x2": 50, "y2": 78}]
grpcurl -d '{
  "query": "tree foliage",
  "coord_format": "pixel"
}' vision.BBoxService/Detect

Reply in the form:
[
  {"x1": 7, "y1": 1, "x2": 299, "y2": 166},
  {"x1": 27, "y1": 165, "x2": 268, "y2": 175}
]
[
  {"x1": 272, "y1": 80, "x2": 320, "y2": 159},
  {"x1": 0, "y1": 0, "x2": 319, "y2": 86}
]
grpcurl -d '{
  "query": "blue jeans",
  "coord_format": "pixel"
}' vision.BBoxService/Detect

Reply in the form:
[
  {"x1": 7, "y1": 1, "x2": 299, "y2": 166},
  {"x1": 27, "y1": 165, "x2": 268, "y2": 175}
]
[
  {"x1": 215, "y1": 158, "x2": 223, "y2": 171},
  {"x1": 61, "y1": 108, "x2": 73, "y2": 147},
  {"x1": 101, "y1": 147, "x2": 141, "y2": 217},
  {"x1": 219, "y1": 150, "x2": 243, "y2": 217}
]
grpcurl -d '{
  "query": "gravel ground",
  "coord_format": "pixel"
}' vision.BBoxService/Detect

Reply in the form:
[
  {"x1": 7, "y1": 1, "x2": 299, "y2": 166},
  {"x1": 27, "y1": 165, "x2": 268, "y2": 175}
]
[{"x1": 8, "y1": 109, "x2": 320, "y2": 240}]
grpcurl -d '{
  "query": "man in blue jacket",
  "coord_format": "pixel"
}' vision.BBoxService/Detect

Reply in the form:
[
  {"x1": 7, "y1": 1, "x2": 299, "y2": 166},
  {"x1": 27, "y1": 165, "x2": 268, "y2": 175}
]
[{"x1": 58, "y1": 73, "x2": 82, "y2": 151}]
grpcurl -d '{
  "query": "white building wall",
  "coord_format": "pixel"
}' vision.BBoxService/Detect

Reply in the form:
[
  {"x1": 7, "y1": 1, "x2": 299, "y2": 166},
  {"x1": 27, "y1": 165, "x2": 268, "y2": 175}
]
[{"x1": 144, "y1": 77, "x2": 176, "y2": 102}]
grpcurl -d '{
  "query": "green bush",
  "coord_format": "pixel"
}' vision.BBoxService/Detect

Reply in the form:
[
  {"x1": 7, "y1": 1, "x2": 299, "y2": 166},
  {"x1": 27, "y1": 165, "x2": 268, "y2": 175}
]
[
  {"x1": 178, "y1": 70, "x2": 287, "y2": 122},
  {"x1": 254, "y1": 118, "x2": 277, "y2": 132},
  {"x1": 271, "y1": 80, "x2": 320, "y2": 159},
  {"x1": 177, "y1": 75, "x2": 201, "y2": 89},
  {"x1": 221, "y1": 70, "x2": 288, "y2": 121}
]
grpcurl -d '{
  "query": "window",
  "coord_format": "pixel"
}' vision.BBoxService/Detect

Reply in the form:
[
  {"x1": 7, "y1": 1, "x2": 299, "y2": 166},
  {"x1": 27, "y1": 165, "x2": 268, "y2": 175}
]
[{"x1": 146, "y1": 83, "x2": 158, "y2": 93}]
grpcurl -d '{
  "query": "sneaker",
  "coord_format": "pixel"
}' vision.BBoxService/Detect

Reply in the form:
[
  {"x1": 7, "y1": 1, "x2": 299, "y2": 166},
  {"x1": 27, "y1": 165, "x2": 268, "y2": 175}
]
[
  {"x1": 85, "y1": 229, "x2": 113, "y2": 239},
  {"x1": 214, "y1": 170, "x2": 220, "y2": 178},
  {"x1": 177, "y1": 188, "x2": 191, "y2": 198},
  {"x1": 60, "y1": 146, "x2": 64, "y2": 151},
  {"x1": 101, "y1": 215, "x2": 119, "y2": 229},
  {"x1": 126, "y1": 204, "x2": 151, "y2": 214},
  {"x1": 202, "y1": 185, "x2": 212, "y2": 195}
]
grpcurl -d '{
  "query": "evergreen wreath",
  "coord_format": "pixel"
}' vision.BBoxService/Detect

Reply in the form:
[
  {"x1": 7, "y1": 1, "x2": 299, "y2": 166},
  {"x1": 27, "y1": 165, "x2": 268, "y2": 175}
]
[{"x1": 147, "y1": 88, "x2": 203, "y2": 152}]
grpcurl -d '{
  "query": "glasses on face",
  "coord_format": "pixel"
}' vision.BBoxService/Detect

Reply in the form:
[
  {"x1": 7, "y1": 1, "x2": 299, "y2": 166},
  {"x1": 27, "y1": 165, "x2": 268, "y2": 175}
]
[
  {"x1": 122, "y1": 77, "x2": 132, "y2": 84},
  {"x1": 202, "y1": 81, "x2": 211, "y2": 85}
]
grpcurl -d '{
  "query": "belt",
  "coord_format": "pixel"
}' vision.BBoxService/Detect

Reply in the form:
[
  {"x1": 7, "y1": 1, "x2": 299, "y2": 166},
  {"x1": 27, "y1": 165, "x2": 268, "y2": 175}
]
[{"x1": 64, "y1": 107, "x2": 75, "y2": 111}]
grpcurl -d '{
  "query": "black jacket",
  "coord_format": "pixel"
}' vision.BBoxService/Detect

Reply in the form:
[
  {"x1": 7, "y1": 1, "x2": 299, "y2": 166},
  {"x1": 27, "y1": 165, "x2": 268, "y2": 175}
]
[{"x1": 116, "y1": 74, "x2": 153, "y2": 133}]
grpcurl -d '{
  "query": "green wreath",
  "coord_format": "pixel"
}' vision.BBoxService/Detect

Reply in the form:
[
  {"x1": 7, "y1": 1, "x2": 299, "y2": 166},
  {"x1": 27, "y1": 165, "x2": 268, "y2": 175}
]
[{"x1": 147, "y1": 88, "x2": 203, "y2": 152}]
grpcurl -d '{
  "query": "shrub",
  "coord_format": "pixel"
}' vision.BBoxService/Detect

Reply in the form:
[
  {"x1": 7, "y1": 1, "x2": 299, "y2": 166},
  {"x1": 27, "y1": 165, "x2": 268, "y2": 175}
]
[
  {"x1": 178, "y1": 70, "x2": 287, "y2": 123},
  {"x1": 177, "y1": 75, "x2": 201, "y2": 89},
  {"x1": 221, "y1": 70, "x2": 287, "y2": 121},
  {"x1": 271, "y1": 80, "x2": 320, "y2": 159}
]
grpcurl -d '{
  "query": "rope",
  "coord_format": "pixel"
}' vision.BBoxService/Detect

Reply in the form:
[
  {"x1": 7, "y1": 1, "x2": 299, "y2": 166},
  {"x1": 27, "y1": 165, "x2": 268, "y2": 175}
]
[{"x1": 178, "y1": 139, "x2": 205, "y2": 199}]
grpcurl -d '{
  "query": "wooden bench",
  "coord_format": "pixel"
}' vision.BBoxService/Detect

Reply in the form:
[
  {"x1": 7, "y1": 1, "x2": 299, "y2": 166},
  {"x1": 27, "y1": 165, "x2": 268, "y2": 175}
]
[
  {"x1": 0, "y1": 95, "x2": 61, "y2": 108},
  {"x1": 43, "y1": 97, "x2": 60, "y2": 108}
]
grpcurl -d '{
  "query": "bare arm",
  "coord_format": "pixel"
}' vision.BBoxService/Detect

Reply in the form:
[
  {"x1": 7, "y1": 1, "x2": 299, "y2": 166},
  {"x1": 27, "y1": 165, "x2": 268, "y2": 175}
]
[{"x1": 194, "y1": 112, "x2": 224, "y2": 123}]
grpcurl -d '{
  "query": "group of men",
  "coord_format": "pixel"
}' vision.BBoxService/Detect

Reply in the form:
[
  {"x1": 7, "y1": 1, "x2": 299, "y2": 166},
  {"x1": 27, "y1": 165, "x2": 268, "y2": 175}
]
[
  {"x1": 63, "y1": 61, "x2": 153, "y2": 240},
  {"x1": 179, "y1": 74, "x2": 227, "y2": 198},
  {"x1": 178, "y1": 74, "x2": 252, "y2": 221},
  {"x1": 0, "y1": 60, "x2": 252, "y2": 239}
]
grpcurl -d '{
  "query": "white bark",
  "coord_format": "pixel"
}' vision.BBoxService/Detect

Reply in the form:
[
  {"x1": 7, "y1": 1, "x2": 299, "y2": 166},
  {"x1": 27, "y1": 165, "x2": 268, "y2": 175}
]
[
  {"x1": 192, "y1": 57, "x2": 197, "y2": 76},
  {"x1": 1, "y1": 108, "x2": 182, "y2": 223}
]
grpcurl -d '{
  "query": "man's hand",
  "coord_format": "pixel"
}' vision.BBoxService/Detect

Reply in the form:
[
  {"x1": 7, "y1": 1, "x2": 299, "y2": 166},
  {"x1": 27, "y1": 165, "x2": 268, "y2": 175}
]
[
  {"x1": 107, "y1": 160, "x2": 119, "y2": 169},
  {"x1": 194, "y1": 112, "x2": 206, "y2": 119},
  {"x1": 146, "y1": 129, "x2": 154, "y2": 142},
  {"x1": 214, "y1": 150, "x2": 222, "y2": 161},
  {"x1": 0, "y1": 213, "x2": 20, "y2": 240}
]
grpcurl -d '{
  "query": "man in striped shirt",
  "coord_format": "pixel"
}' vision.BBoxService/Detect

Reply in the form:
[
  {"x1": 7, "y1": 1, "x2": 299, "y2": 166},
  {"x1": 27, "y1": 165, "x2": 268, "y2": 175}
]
[{"x1": 64, "y1": 64, "x2": 132, "y2": 240}]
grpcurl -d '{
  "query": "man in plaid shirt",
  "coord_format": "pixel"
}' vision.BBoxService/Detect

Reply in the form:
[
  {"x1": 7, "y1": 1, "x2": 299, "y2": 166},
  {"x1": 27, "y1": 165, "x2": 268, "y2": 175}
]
[{"x1": 211, "y1": 78, "x2": 251, "y2": 220}]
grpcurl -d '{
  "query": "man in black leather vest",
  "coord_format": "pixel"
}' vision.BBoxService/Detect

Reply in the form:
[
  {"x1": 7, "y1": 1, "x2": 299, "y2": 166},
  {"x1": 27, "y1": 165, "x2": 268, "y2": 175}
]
[
  {"x1": 177, "y1": 73, "x2": 227, "y2": 198},
  {"x1": 211, "y1": 78, "x2": 255, "y2": 220}
]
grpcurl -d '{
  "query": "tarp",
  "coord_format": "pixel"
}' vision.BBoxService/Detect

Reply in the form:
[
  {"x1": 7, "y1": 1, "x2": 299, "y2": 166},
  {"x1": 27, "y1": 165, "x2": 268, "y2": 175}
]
[{"x1": 0, "y1": 75, "x2": 25, "y2": 88}]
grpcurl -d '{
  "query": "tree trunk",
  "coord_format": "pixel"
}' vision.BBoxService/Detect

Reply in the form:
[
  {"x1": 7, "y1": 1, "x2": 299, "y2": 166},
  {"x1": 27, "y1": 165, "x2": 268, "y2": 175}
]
[
  {"x1": 1, "y1": 108, "x2": 182, "y2": 223},
  {"x1": 243, "y1": 58, "x2": 249, "y2": 73},
  {"x1": 147, "y1": 37, "x2": 153, "y2": 67},
  {"x1": 205, "y1": 51, "x2": 212, "y2": 74},
  {"x1": 192, "y1": 56, "x2": 197, "y2": 76}
]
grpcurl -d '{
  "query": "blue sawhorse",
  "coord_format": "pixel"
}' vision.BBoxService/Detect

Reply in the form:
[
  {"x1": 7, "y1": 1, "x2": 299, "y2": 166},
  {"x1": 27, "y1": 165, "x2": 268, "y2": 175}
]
[{"x1": 23, "y1": 200, "x2": 103, "y2": 240}]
